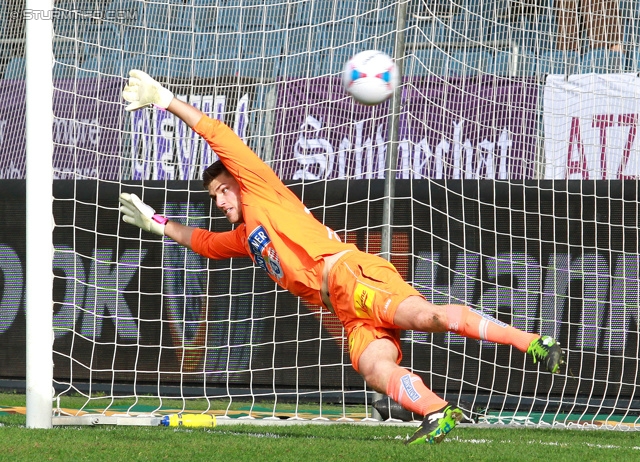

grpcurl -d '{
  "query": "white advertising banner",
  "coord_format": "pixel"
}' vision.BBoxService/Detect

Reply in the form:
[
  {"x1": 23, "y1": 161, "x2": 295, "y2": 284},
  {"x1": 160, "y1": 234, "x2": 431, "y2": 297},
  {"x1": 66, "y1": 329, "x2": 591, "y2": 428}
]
[{"x1": 544, "y1": 73, "x2": 640, "y2": 180}]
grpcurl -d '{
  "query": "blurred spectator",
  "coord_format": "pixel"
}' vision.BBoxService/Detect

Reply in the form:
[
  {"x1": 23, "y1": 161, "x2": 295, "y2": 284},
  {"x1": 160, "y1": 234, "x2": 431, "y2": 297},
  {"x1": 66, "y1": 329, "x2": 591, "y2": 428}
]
[{"x1": 555, "y1": 0, "x2": 622, "y2": 52}]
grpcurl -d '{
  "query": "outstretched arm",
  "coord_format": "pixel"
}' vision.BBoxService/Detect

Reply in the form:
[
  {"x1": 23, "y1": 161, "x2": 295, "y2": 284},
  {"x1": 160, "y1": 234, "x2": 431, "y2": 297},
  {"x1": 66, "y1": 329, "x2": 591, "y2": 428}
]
[
  {"x1": 121, "y1": 69, "x2": 286, "y2": 201},
  {"x1": 118, "y1": 193, "x2": 247, "y2": 259}
]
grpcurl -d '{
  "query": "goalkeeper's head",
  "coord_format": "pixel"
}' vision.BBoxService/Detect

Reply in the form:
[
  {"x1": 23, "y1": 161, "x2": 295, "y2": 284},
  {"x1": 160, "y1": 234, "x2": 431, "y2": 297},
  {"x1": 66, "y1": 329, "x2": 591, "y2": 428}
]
[{"x1": 203, "y1": 160, "x2": 244, "y2": 224}]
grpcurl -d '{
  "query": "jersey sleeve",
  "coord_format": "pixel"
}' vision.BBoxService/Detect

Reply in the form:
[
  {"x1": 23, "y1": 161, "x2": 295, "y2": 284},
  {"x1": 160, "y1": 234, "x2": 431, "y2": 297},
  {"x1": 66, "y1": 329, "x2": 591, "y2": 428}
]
[
  {"x1": 193, "y1": 115, "x2": 302, "y2": 206},
  {"x1": 190, "y1": 226, "x2": 248, "y2": 260}
]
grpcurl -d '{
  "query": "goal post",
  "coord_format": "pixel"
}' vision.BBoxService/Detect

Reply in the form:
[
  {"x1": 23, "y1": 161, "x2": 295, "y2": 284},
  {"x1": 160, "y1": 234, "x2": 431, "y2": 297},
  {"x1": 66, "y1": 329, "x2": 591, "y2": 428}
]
[
  {"x1": 3, "y1": 0, "x2": 640, "y2": 429},
  {"x1": 24, "y1": 0, "x2": 54, "y2": 429}
]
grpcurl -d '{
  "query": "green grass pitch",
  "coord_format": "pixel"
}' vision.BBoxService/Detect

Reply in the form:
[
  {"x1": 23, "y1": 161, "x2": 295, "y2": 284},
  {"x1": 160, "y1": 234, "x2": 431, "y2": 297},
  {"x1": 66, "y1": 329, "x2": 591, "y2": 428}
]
[{"x1": 1, "y1": 393, "x2": 638, "y2": 461}]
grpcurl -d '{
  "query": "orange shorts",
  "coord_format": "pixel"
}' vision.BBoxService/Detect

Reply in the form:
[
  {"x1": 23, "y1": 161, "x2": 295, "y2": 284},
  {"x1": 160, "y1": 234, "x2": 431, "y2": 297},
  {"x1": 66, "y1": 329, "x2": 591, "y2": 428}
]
[{"x1": 326, "y1": 250, "x2": 423, "y2": 373}]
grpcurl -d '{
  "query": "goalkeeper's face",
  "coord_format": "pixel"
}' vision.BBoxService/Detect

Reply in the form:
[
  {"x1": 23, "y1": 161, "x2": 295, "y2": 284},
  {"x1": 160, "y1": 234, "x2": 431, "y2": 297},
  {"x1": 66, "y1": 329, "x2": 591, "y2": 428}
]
[{"x1": 208, "y1": 172, "x2": 243, "y2": 224}]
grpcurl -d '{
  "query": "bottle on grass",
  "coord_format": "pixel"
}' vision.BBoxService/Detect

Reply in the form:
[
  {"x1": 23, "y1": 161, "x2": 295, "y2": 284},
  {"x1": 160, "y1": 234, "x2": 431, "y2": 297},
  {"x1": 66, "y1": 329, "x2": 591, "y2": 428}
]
[{"x1": 161, "y1": 413, "x2": 217, "y2": 427}]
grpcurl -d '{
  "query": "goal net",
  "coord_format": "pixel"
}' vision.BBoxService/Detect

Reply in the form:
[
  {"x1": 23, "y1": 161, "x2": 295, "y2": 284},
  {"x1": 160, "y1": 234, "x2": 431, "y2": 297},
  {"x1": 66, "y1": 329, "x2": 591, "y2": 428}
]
[{"x1": 2, "y1": 0, "x2": 640, "y2": 428}]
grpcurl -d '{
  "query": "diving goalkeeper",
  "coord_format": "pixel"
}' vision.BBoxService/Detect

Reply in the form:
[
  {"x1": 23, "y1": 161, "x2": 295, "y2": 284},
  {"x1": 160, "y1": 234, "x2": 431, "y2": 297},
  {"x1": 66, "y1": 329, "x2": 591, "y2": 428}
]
[{"x1": 119, "y1": 70, "x2": 565, "y2": 445}]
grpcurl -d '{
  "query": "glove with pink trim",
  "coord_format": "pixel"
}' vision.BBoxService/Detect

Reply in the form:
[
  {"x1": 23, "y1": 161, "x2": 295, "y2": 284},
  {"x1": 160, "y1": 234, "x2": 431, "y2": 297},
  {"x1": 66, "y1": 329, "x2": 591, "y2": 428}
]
[{"x1": 119, "y1": 192, "x2": 168, "y2": 236}]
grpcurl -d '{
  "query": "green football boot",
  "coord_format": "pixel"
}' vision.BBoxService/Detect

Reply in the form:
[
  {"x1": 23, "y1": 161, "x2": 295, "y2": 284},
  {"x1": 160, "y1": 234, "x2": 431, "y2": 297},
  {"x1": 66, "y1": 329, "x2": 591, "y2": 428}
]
[
  {"x1": 527, "y1": 335, "x2": 565, "y2": 373},
  {"x1": 405, "y1": 405, "x2": 464, "y2": 445}
]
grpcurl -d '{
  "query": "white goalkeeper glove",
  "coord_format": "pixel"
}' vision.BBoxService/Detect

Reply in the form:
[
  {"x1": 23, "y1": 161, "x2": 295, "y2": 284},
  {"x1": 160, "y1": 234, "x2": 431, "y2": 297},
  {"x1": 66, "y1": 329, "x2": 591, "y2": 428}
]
[
  {"x1": 121, "y1": 69, "x2": 174, "y2": 112},
  {"x1": 119, "y1": 193, "x2": 168, "y2": 236}
]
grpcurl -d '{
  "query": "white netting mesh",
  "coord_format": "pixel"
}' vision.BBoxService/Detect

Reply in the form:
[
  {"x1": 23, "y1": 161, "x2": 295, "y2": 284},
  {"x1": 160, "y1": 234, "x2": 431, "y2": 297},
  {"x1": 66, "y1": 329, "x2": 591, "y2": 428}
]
[{"x1": 1, "y1": 0, "x2": 639, "y2": 427}]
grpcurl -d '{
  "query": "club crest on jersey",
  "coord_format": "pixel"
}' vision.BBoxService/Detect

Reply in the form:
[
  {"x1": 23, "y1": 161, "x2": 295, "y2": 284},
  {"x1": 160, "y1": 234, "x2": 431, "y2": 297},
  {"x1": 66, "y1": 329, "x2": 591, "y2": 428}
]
[{"x1": 248, "y1": 226, "x2": 283, "y2": 279}]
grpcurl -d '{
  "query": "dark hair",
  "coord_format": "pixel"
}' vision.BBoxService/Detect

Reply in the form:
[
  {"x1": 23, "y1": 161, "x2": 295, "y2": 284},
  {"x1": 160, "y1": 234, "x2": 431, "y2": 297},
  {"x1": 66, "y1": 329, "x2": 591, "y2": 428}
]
[{"x1": 202, "y1": 160, "x2": 228, "y2": 189}]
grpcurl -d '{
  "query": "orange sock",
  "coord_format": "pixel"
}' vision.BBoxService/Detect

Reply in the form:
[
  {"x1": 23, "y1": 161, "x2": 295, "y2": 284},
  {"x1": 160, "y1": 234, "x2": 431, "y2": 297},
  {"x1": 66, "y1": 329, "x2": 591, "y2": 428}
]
[
  {"x1": 445, "y1": 305, "x2": 539, "y2": 352},
  {"x1": 385, "y1": 368, "x2": 447, "y2": 417}
]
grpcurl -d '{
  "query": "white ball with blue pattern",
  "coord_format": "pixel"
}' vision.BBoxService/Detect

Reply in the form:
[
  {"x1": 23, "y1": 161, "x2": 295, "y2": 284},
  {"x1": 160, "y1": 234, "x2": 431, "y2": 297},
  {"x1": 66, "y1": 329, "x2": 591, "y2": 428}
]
[{"x1": 342, "y1": 50, "x2": 399, "y2": 106}]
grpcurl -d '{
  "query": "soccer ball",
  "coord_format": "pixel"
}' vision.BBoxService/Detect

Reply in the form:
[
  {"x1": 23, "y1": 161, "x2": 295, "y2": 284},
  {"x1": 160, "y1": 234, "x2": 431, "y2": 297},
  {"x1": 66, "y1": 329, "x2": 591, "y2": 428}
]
[{"x1": 342, "y1": 50, "x2": 399, "y2": 106}]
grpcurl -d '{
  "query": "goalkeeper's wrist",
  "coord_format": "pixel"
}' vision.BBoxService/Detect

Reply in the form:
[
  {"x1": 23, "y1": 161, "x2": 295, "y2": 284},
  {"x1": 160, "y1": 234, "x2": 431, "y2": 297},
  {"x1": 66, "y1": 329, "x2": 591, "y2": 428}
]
[
  {"x1": 150, "y1": 214, "x2": 168, "y2": 235},
  {"x1": 156, "y1": 87, "x2": 174, "y2": 109},
  {"x1": 152, "y1": 214, "x2": 168, "y2": 225}
]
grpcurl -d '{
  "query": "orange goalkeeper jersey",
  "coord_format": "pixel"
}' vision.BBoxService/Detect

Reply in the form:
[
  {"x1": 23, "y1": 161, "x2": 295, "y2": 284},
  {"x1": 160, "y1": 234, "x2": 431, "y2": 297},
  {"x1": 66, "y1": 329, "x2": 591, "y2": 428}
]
[{"x1": 190, "y1": 115, "x2": 357, "y2": 307}]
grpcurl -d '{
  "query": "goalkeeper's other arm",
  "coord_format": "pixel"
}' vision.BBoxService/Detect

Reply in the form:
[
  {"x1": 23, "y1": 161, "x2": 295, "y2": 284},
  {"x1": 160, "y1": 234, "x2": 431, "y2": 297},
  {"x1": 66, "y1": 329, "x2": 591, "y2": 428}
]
[{"x1": 118, "y1": 193, "x2": 194, "y2": 249}]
